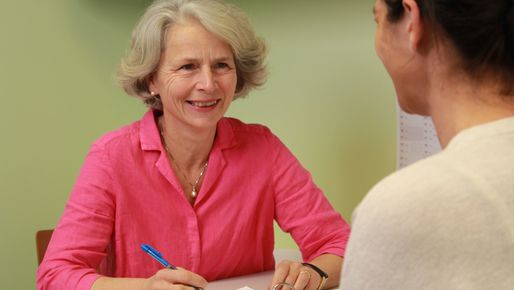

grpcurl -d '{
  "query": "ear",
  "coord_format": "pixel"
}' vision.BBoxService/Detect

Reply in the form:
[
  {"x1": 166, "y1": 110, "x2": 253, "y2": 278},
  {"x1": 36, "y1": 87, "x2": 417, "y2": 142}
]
[
  {"x1": 403, "y1": 0, "x2": 424, "y2": 51},
  {"x1": 147, "y1": 76, "x2": 158, "y2": 95}
]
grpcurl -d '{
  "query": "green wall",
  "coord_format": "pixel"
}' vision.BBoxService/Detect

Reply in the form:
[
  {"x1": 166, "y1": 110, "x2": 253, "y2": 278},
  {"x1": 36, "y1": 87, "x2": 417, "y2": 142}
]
[{"x1": 1, "y1": 1, "x2": 396, "y2": 289}]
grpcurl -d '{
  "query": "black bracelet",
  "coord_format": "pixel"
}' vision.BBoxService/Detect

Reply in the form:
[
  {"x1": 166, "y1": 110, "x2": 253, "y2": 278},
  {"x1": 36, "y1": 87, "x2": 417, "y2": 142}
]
[
  {"x1": 302, "y1": 262, "x2": 328, "y2": 290},
  {"x1": 302, "y1": 262, "x2": 328, "y2": 278}
]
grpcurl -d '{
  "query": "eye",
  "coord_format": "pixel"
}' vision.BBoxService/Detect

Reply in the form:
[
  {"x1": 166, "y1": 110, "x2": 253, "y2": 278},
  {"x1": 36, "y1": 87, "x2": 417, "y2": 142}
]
[
  {"x1": 213, "y1": 62, "x2": 231, "y2": 70},
  {"x1": 179, "y1": 63, "x2": 196, "y2": 71}
]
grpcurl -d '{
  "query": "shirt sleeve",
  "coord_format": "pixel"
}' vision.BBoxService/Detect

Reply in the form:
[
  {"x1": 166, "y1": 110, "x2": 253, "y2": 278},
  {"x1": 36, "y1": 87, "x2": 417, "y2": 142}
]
[
  {"x1": 36, "y1": 141, "x2": 115, "y2": 290},
  {"x1": 268, "y1": 130, "x2": 350, "y2": 261}
]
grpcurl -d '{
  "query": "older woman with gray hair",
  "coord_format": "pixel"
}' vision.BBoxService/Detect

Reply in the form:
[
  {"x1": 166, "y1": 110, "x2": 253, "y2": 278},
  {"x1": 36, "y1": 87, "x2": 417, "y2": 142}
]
[{"x1": 36, "y1": 1, "x2": 350, "y2": 290}]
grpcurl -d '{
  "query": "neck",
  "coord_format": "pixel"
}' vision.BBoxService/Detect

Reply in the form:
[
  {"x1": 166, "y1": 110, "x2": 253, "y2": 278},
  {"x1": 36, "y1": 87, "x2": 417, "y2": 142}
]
[
  {"x1": 158, "y1": 115, "x2": 216, "y2": 171},
  {"x1": 427, "y1": 75, "x2": 514, "y2": 148}
]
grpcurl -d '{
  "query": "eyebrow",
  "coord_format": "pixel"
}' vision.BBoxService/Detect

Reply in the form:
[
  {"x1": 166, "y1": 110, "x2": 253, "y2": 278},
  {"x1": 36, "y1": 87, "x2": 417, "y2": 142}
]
[
  {"x1": 173, "y1": 56, "x2": 233, "y2": 63},
  {"x1": 212, "y1": 56, "x2": 233, "y2": 63}
]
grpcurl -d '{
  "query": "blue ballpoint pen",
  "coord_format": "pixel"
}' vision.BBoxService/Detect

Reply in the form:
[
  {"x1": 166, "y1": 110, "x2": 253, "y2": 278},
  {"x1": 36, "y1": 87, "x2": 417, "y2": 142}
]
[
  {"x1": 141, "y1": 244, "x2": 177, "y2": 269},
  {"x1": 141, "y1": 244, "x2": 203, "y2": 290}
]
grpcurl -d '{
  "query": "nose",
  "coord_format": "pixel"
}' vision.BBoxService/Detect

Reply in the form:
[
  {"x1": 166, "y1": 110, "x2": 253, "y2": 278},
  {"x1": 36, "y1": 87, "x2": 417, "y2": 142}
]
[{"x1": 197, "y1": 67, "x2": 216, "y2": 93}]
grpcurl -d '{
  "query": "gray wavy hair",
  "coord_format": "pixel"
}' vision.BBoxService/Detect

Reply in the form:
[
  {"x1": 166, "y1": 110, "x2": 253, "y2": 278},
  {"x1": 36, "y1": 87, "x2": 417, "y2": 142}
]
[{"x1": 117, "y1": 0, "x2": 268, "y2": 110}]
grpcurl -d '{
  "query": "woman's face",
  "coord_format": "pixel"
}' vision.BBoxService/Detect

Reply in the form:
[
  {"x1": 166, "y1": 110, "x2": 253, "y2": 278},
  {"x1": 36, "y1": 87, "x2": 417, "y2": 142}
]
[
  {"x1": 150, "y1": 18, "x2": 237, "y2": 131},
  {"x1": 373, "y1": 0, "x2": 396, "y2": 72}
]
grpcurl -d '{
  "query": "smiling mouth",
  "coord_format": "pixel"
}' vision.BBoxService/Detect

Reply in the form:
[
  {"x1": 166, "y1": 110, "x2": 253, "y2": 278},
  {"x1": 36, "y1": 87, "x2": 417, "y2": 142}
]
[{"x1": 187, "y1": 100, "x2": 220, "y2": 107}]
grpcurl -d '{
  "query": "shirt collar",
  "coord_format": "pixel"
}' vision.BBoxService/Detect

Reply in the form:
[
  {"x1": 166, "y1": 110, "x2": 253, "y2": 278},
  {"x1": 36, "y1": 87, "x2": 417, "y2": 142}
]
[
  {"x1": 139, "y1": 109, "x2": 238, "y2": 152},
  {"x1": 140, "y1": 110, "x2": 161, "y2": 151},
  {"x1": 446, "y1": 116, "x2": 514, "y2": 149},
  {"x1": 214, "y1": 117, "x2": 238, "y2": 151}
]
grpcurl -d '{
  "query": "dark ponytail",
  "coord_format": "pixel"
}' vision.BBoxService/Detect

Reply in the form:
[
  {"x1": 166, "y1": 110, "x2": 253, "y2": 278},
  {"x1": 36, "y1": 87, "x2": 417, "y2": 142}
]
[{"x1": 383, "y1": 0, "x2": 514, "y2": 95}]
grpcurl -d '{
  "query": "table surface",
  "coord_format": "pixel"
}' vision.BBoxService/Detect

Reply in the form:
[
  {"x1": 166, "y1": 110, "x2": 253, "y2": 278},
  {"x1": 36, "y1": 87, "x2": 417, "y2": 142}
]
[{"x1": 206, "y1": 249, "x2": 340, "y2": 290}]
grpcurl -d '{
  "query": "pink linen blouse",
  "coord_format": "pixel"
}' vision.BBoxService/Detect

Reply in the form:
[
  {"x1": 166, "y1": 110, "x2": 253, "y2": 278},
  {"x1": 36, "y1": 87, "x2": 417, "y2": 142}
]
[{"x1": 36, "y1": 110, "x2": 350, "y2": 290}]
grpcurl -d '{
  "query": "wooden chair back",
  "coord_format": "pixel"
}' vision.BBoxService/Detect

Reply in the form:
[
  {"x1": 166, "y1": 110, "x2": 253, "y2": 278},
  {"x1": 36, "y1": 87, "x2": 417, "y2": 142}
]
[{"x1": 36, "y1": 229, "x2": 54, "y2": 265}]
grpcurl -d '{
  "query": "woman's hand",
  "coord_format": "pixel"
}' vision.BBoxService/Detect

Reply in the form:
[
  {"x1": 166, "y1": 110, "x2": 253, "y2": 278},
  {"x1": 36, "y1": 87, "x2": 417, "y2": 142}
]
[
  {"x1": 143, "y1": 267, "x2": 208, "y2": 290},
  {"x1": 91, "y1": 267, "x2": 207, "y2": 290},
  {"x1": 269, "y1": 260, "x2": 322, "y2": 290},
  {"x1": 269, "y1": 254, "x2": 343, "y2": 290}
]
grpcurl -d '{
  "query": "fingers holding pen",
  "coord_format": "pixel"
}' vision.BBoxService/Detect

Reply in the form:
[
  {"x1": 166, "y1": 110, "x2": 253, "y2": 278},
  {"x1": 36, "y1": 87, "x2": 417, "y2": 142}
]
[
  {"x1": 169, "y1": 285, "x2": 204, "y2": 290},
  {"x1": 173, "y1": 267, "x2": 207, "y2": 289},
  {"x1": 144, "y1": 267, "x2": 207, "y2": 290},
  {"x1": 165, "y1": 267, "x2": 207, "y2": 286}
]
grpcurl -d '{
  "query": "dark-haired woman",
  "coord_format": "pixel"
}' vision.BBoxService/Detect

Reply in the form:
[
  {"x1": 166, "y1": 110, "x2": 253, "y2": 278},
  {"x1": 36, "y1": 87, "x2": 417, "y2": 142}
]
[{"x1": 341, "y1": 0, "x2": 514, "y2": 289}]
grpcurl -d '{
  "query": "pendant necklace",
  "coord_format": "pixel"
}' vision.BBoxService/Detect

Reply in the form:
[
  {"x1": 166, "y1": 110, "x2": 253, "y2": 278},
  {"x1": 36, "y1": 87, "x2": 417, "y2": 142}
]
[{"x1": 159, "y1": 126, "x2": 208, "y2": 199}]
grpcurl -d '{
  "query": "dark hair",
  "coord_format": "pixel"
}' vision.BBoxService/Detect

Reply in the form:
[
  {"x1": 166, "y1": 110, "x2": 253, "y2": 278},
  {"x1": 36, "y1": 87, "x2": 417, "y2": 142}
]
[{"x1": 383, "y1": 0, "x2": 514, "y2": 95}]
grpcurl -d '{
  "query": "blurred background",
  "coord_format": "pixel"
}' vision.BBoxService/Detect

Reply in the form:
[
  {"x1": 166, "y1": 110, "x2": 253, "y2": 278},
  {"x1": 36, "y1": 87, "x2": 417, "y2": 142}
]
[{"x1": 0, "y1": 0, "x2": 396, "y2": 289}]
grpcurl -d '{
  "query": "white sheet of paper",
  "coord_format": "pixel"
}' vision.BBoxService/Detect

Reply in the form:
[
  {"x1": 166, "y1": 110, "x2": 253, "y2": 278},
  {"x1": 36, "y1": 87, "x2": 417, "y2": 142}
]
[{"x1": 397, "y1": 107, "x2": 441, "y2": 169}]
